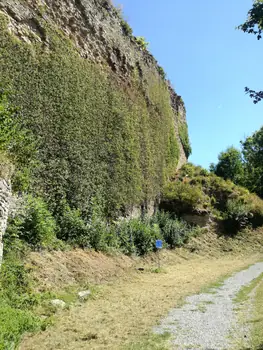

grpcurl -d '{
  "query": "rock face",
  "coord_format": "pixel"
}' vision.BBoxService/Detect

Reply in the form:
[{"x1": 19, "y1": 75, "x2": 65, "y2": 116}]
[
  {"x1": 0, "y1": 179, "x2": 12, "y2": 265},
  {"x1": 0, "y1": 0, "x2": 188, "y2": 159},
  {"x1": 0, "y1": 0, "x2": 190, "y2": 218}
]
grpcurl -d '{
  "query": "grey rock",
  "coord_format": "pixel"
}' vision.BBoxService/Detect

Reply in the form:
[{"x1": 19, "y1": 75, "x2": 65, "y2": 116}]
[
  {"x1": 51, "y1": 299, "x2": 66, "y2": 309},
  {"x1": 78, "y1": 290, "x2": 91, "y2": 300},
  {"x1": 0, "y1": 179, "x2": 12, "y2": 266}
]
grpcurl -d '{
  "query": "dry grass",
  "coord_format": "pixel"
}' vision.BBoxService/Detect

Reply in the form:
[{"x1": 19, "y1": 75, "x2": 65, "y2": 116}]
[
  {"x1": 249, "y1": 279, "x2": 263, "y2": 349},
  {"x1": 20, "y1": 252, "x2": 263, "y2": 350}
]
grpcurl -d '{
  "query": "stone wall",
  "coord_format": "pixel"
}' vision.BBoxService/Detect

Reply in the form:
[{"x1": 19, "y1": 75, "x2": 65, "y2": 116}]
[
  {"x1": 0, "y1": 179, "x2": 11, "y2": 265},
  {"x1": 0, "y1": 0, "x2": 188, "y2": 165}
]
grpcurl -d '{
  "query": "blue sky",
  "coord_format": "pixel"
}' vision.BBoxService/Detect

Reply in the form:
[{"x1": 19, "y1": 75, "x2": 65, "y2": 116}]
[{"x1": 115, "y1": 0, "x2": 263, "y2": 169}]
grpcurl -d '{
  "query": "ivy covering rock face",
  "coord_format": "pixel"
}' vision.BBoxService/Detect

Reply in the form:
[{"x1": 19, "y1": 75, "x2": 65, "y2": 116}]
[{"x1": 0, "y1": 13, "x2": 183, "y2": 218}]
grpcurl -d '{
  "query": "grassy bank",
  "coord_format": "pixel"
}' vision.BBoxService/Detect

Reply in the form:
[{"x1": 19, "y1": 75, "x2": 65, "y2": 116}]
[
  {"x1": 250, "y1": 279, "x2": 263, "y2": 349},
  {"x1": 19, "y1": 252, "x2": 263, "y2": 350}
]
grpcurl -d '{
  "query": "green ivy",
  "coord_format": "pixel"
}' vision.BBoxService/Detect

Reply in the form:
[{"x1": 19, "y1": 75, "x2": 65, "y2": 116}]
[
  {"x1": 0, "y1": 13, "x2": 181, "y2": 217},
  {"x1": 179, "y1": 122, "x2": 192, "y2": 158}
]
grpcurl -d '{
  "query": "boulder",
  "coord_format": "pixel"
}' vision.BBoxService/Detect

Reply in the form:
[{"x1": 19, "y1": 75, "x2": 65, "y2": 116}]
[
  {"x1": 78, "y1": 290, "x2": 91, "y2": 301},
  {"x1": 51, "y1": 299, "x2": 66, "y2": 309}
]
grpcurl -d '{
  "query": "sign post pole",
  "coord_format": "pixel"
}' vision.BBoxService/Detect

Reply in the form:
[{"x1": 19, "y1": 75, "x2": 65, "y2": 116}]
[{"x1": 155, "y1": 239, "x2": 163, "y2": 270}]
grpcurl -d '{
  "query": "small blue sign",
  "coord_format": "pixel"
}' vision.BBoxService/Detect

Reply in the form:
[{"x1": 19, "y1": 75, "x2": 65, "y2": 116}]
[{"x1": 156, "y1": 240, "x2": 163, "y2": 249}]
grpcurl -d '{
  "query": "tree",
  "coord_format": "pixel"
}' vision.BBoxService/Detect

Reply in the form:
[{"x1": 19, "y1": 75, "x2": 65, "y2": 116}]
[
  {"x1": 241, "y1": 126, "x2": 263, "y2": 197},
  {"x1": 210, "y1": 147, "x2": 244, "y2": 184},
  {"x1": 239, "y1": 0, "x2": 263, "y2": 103}
]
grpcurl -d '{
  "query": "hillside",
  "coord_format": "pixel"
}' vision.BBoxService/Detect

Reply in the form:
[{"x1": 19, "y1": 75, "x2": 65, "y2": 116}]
[{"x1": 0, "y1": 0, "x2": 189, "y2": 221}]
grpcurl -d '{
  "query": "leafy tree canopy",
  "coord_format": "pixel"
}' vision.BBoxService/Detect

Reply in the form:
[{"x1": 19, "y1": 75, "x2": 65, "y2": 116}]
[
  {"x1": 210, "y1": 147, "x2": 244, "y2": 184},
  {"x1": 239, "y1": 0, "x2": 263, "y2": 103}
]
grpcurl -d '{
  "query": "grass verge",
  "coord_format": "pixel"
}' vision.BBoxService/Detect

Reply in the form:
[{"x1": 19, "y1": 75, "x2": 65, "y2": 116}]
[
  {"x1": 249, "y1": 279, "x2": 263, "y2": 349},
  {"x1": 234, "y1": 273, "x2": 263, "y2": 304},
  {"x1": 19, "y1": 254, "x2": 263, "y2": 350},
  {"x1": 123, "y1": 332, "x2": 171, "y2": 350}
]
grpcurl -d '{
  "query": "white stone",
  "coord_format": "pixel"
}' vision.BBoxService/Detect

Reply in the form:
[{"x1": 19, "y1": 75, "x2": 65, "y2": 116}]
[
  {"x1": 78, "y1": 290, "x2": 91, "y2": 300},
  {"x1": 51, "y1": 299, "x2": 66, "y2": 309}
]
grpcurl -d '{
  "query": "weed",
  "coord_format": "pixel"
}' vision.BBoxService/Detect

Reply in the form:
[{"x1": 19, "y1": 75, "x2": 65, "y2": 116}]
[{"x1": 135, "y1": 36, "x2": 149, "y2": 50}]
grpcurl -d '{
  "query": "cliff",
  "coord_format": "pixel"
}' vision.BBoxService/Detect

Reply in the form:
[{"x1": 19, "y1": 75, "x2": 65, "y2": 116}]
[{"x1": 0, "y1": 0, "x2": 190, "y2": 218}]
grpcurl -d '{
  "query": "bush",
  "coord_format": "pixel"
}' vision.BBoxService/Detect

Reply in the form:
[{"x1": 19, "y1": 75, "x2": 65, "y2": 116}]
[
  {"x1": 120, "y1": 19, "x2": 133, "y2": 36},
  {"x1": 223, "y1": 199, "x2": 251, "y2": 234},
  {"x1": 0, "y1": 302, "x2": 39, "y2": 350},
  {"x1": 157, "y1": 66, "x2": 166, "y2": 80},
  {"x1": 135, "y1": 36, "x2": 149, "y2": 50},
  {"x1": 0, "y1": 255, "x2": 41, "y2": 349},
  {"x1": 116, "y1": 218, "x2": 161, "y2": 256},
  {"x1": 152, "y1": 211, "x2": 197, "y2": 248},
  {"x1": 56, "y1": 203, "x2": 91, "y2": 248},
  {"x1": 162, "y1": 181, "x2": 210, "y2": 214},
  {"x1": 6, "y1": 196, "x2": 57, "y2": 248}
]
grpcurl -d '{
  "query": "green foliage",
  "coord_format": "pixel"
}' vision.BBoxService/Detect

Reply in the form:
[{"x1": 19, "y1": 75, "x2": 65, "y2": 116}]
[
  {"x1": 178, "y1": 122, "x2": 192, "y2": 157},
  {"x1": 157, "y1": 66, "x2": 166, "y2": 80},
  {"x1": 163, "y1": 180, "x2": 209, "y2": 214},
  {"x1": 239, "y1": 0, "x2": 263, "y2": 103},
  {"x1": 135, "y1": 36, "x2": 149, "y2": 50},
  {"x1": 116, "y1": 218, "x2": 161, "y2": 255},
  {"x1": 0, "y1": 302, "x2": 39, "y2": 350},
  {"x1": 223, "y1": 199, "x2": 251, "y2": 234},
  {"x1": 213, "y1": 127, "x2": 263, "y2": 199},
  {"x1": 0, "y1": 90, "x2": 36, "y2": 190},
  {"x1": 162, "y1": 163, "x2": 263, "y2": 234},
  {"x1": 239, "y1": 0, "x2": 263, "y2": 40},
  {"x1": 210, "y1": 147, "x2": 244, "y2": 184},
  {"x1": 0, "y1": 14, "x2": 180, "y2": 218},
  {"x1": 6, "y1": 195, "x2": 57, "y2": 248},
  {"x1": 152, "y1": 211, "x2": 198, "y2": 248},
  {"x1": 0, "y1": 256, "x2": 41, "y2": 349},
  {"x1": 56, "y1": 202, "x2": 90, "y2": 247},
  {"x1": 241, "y1": 126, "x2": 263, "y2": 197},
  {"x1": 120, "y1": 19, "x2": 133, "y2": 36}
]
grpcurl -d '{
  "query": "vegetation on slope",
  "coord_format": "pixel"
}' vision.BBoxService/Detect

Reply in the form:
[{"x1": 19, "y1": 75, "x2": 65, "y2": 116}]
[
  {"x1": 0, "y1": 13, "x2": 180, "y2": 220},
  {"x1": 211, "y1": 127, "x2": 263, "y2": 200},
  {"x1": 162, "y1": 163, "x2": 263, "y2": 234},
  {"x1": 178, "y1": 122, "x2": 192, "y2": 158}
]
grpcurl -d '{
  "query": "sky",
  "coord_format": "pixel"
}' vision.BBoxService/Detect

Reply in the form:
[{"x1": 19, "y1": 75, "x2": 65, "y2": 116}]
[{"x1": 114, "y1": 0, "x2": 263, "y2": 169}]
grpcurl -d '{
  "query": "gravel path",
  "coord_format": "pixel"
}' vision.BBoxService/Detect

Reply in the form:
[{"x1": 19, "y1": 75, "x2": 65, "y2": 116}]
[{"x1": 154, "y1": 262, "x2": 263, "y2": 350}]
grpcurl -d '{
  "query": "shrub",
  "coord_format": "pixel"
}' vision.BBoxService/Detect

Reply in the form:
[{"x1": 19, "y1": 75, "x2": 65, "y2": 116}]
[
  {"x1": 0, "y1": 302, "x2": 39, "y2": 350},
  {"x1": 56, "y1": 203, "x2": 91, "y2": 248},
  {"x1": 6, "y1": 196, "x2": 57, "y2": 248},
  {"x1": 223, "y1": 199, "x2": 251, "y2": 234},
  {"x1": 0, "y1": 254, "x2": 41, "y2": 349},
  {"x1": 162, "y1": 181, "x2": 210, "y2": 214},
  {"x1": 116, "y1": 218, "x2": 161, "y2": 256},
  {"x1": 152, "y1": 211, "x2": 197, "y2": 248},
  {"x1": 135, "y1": 36, "x2": 149, "y2": 50},
  {"x1": 157, "y1": 66, "x2": 166, "y2": 80},
  {"x1": 120, "y1": 19, "x2": 133, "y2": 36}
]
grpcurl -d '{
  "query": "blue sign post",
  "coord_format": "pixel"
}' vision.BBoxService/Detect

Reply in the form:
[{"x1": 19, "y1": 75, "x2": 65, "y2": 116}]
[
  {"x1": 155, "y1": 240, "x2": 163, "y2": 269},
  {"x1": 156, "y1": 240, "x2": 163, "y2": 250}
]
